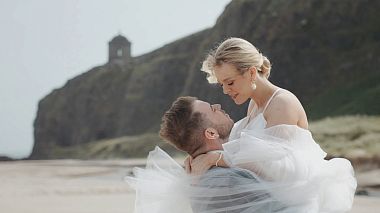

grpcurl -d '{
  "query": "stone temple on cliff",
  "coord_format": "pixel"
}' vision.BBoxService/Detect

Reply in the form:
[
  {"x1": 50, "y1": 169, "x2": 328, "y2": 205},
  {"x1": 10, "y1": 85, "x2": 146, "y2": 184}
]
[{"x1": 108, "y1": 34, "x2": 131, "y2": 64}]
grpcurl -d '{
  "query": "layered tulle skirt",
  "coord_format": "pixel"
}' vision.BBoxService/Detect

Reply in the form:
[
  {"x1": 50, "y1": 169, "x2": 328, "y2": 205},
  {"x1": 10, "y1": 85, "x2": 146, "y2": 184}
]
[{"x1": 126, "y1": 125, "x2": 356, "y2": 213}]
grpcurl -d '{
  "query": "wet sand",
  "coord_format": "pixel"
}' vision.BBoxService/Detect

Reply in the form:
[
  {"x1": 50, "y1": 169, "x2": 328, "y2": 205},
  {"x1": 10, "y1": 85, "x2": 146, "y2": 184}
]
[{"x1": 0, "y1": 160, "x2": 378, "y2": 213}]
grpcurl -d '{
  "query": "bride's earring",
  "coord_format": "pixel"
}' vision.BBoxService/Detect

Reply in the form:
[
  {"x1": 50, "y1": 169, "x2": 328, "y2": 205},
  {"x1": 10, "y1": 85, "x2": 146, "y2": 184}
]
[{"x1": 251, "y1": 81, "x2": 257, "y2": 90}]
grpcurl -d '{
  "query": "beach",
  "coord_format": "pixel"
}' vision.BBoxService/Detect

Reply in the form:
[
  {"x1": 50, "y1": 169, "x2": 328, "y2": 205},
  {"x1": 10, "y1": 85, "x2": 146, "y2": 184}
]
[{"x1": 0, "y1": 160, "x2": 378, "y2": 213}]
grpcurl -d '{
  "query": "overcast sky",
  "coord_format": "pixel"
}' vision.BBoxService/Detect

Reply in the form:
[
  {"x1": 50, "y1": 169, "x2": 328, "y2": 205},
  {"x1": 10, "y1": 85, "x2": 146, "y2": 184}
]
[{"x1": 0, "y1": 0, "x2": 230, "y2": 158}]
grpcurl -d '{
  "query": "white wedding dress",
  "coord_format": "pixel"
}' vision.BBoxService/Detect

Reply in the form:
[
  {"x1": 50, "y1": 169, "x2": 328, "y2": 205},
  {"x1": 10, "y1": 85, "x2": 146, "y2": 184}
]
[
  {"x1": 223, "y1": 89, "x2": 357, "y2": 212},
  {"x1": 126, "y1": 89, "x2": 357, "y2": 213}
]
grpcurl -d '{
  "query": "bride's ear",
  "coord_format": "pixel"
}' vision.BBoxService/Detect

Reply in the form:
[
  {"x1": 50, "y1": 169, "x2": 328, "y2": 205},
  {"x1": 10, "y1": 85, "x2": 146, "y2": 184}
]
[
  {"x1": 204, "y1": 128, "x2": 219, "y2": 140},
  {"x1": 248, "y1": 66, "x2": 257, "y2": 80}
]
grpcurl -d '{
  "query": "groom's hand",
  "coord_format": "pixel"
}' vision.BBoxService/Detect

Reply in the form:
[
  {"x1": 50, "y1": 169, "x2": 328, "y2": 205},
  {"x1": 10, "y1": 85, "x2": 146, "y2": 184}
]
[{"x1": 184, "y1": 155, "x2": 192, "y2": 174}]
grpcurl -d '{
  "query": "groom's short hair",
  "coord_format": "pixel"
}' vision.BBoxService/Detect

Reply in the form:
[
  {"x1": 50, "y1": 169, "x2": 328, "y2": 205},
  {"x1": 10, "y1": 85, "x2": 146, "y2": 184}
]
[{"x1": 159, "y1": 96, "x2": 205, "y2": 154}]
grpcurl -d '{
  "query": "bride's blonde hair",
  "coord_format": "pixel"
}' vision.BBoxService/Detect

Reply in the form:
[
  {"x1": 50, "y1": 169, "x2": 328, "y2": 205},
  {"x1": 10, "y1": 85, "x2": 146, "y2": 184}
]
[{"x1": 201, "y1": 37, "x2": 271, "y2": 83}]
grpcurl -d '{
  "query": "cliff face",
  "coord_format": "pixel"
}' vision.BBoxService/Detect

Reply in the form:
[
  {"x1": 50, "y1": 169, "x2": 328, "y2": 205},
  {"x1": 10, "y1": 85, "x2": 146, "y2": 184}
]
[{"x1": 31, "y1": 0, "x2": 380, "y2": 159}]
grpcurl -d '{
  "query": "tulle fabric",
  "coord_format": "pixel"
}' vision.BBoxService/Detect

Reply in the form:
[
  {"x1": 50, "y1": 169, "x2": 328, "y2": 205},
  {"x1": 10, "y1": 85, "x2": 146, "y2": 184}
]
[
  {"x1": 126, "y1": 114, "x2": 357, "y2": 213},
  {"x1": 224, "y1": 116, "x2": 357, "y2": 212},
  {"x1": 125, "y1": 147, "x2": 193, "y2": 213},
  {"x1": 126, "y1": 147, "x2": 316, "y2": 213}
]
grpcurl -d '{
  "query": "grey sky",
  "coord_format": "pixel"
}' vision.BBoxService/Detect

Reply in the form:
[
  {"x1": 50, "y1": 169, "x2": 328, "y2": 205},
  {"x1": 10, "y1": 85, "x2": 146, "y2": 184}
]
[{"x1": 0, "y1": 0, "x2": 230, "y2": 158}]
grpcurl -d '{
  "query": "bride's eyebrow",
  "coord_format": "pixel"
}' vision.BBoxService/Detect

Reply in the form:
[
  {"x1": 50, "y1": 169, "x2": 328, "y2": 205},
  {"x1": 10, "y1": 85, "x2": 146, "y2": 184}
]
[
  {"x1": 218, "y1": 77, "x2": 234, "y2": 85},
  {"x1": 221, "y1": 77, "x2": 234, "y2": 82}
]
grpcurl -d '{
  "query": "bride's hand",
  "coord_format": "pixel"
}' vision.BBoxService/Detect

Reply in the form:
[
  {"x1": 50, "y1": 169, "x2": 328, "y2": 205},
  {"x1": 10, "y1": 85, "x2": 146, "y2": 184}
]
[{"x1": 190, "y1": 153, "x2": 220, "y2": 176}]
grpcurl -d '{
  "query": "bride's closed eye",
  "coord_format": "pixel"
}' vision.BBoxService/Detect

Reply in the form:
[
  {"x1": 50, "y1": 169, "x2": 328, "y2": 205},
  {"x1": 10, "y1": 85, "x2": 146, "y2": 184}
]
[{"x1": 219, "y1": 81, "x2": 234, "y2": 87}]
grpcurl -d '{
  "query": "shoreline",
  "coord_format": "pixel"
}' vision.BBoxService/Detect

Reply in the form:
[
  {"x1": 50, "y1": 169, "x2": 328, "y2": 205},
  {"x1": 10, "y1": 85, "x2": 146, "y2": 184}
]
[{"x1": 0, "y1": 160, "x2": 378, "y2": 213}]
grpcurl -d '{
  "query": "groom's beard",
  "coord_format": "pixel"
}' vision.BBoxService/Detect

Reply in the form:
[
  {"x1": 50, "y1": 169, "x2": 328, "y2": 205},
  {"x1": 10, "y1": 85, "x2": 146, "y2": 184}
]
[{"x1": 214, "y1": 122, "x2": 233, "y2": 141}]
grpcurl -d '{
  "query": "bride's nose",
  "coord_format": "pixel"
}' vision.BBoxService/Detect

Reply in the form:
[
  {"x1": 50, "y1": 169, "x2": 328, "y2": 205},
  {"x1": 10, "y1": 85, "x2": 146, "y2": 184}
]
[{"x1": 222, "y1": 85, "x2": 230, "y2": 95}]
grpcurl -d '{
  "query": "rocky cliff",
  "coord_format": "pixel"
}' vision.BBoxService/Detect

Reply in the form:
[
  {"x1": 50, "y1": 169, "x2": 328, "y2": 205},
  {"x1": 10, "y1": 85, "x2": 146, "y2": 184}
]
[{"x1": 31, "y1": 0, "x2": 380, "y2": 159}]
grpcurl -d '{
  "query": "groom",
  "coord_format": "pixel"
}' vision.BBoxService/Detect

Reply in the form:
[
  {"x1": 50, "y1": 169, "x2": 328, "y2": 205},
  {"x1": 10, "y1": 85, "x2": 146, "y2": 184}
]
[{"x1": 159, "y1": 96, "x2": 285, "y2": 212}]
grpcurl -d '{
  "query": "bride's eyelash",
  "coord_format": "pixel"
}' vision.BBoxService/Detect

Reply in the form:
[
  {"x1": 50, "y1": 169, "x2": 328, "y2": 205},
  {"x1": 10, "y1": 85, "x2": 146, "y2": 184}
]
[
  {"x1": 227, "y1": 81, "x2": 234, "y2": 86},
  {"x1": 219, "y1": 81, "x2": 234, "y2": 87}
]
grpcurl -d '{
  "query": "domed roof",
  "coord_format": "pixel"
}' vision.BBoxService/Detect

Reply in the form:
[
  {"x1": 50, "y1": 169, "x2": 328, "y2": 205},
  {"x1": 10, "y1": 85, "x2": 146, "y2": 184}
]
[{"x1": 109, "y1": 34, "x2": 130, "y2": 44}]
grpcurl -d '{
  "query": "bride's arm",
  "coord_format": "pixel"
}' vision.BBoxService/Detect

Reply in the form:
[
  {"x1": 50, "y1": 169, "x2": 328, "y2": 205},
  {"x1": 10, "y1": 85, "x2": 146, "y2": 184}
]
[
  {"x1": 186, "y1": 152, "x2": 230, "y2": 175},
  {"x1": 188, "y1": 151, "x2": 286, "y2": 181},
  {"x1": 188, "y1": 142, "x2": 299, "y2": 181}
]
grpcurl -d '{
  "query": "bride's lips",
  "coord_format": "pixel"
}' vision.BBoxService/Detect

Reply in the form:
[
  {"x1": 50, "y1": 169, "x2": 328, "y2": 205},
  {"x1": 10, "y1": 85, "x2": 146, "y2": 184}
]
[{"x1": 230, "y1": 94, "x2": 238, "y2": 100}]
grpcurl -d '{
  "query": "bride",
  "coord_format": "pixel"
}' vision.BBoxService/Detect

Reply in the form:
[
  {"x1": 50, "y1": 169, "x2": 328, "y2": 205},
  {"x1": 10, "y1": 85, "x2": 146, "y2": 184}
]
[
  {"x1": 126, "y1": 38, "x2": 357, "y2": 212},
  {"x1": 186, "y1": 37, "x2": 357, "y2": 212}
]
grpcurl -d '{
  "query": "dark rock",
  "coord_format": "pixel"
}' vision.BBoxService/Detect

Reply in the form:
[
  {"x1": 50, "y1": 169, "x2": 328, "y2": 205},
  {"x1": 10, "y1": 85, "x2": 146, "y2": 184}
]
[
  {"x1": 355, "y1": 189, "x2": 369, "y2": 196},
  {"x1": 0, "y1": 156, "x2": 14, "y2": 161},
  {"x1": 31, "y1": 0, "x2": 380, "y2": 159}
]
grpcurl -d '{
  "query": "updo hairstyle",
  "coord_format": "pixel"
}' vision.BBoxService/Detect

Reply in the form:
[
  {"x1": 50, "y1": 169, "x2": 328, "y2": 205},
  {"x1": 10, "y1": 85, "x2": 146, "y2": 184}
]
[{"x1": 201, "y1": 37, "x2": 271, "y2": 83}]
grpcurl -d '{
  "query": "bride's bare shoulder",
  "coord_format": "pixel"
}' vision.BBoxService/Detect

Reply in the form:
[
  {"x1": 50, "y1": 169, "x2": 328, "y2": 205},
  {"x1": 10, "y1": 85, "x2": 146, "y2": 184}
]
[
  {"x1": 278, "y1": 89, "x2": 302, "y2": 105},
  {"x1": 264, "y1": 89, "x2": 308, "y2": 128}
]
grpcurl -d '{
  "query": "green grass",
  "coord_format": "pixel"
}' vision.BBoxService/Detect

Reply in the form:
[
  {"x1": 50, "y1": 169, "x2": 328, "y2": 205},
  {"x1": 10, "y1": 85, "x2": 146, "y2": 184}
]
[
  {"x1": 310, "y1": 115, "x2": 380, "y2": 158},
  {"x1": 49, "y1": 133, "x2": 183, "y2": 159},
  {"x1": 49, "y1": 115, "x2": 380, "y2": 160}
]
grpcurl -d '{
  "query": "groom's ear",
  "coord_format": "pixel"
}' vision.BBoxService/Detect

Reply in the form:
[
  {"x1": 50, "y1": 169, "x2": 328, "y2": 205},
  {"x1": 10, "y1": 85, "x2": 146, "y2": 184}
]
[{"x1": 204, "y1": 128, "x2": 219, "y2": 140}]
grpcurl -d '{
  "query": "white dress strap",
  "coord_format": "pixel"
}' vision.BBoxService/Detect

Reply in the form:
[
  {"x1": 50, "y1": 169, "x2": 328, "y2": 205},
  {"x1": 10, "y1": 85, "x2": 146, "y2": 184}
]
[
  {"x1": 263, "y1": 88, "x2": 281, "y2": 113},
  {"x1": 247, "y1": 99, "x2": 257, "y2": 117}
]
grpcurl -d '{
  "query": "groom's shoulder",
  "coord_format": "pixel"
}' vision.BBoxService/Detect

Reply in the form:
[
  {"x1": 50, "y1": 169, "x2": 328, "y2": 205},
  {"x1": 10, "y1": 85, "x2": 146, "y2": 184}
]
[
  {"x1": 200, "y1": 167, "x2": 259, "y2": 187},
  {"x1": 209, "y1": 166, "x2": 254, "y2": 176}
]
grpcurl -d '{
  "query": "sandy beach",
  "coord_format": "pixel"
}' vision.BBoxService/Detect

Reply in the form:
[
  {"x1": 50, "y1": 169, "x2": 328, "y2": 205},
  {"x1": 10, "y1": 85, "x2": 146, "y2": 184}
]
[{"x1": 0, "y1": 160, "x2": 378, "y2": 213}]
